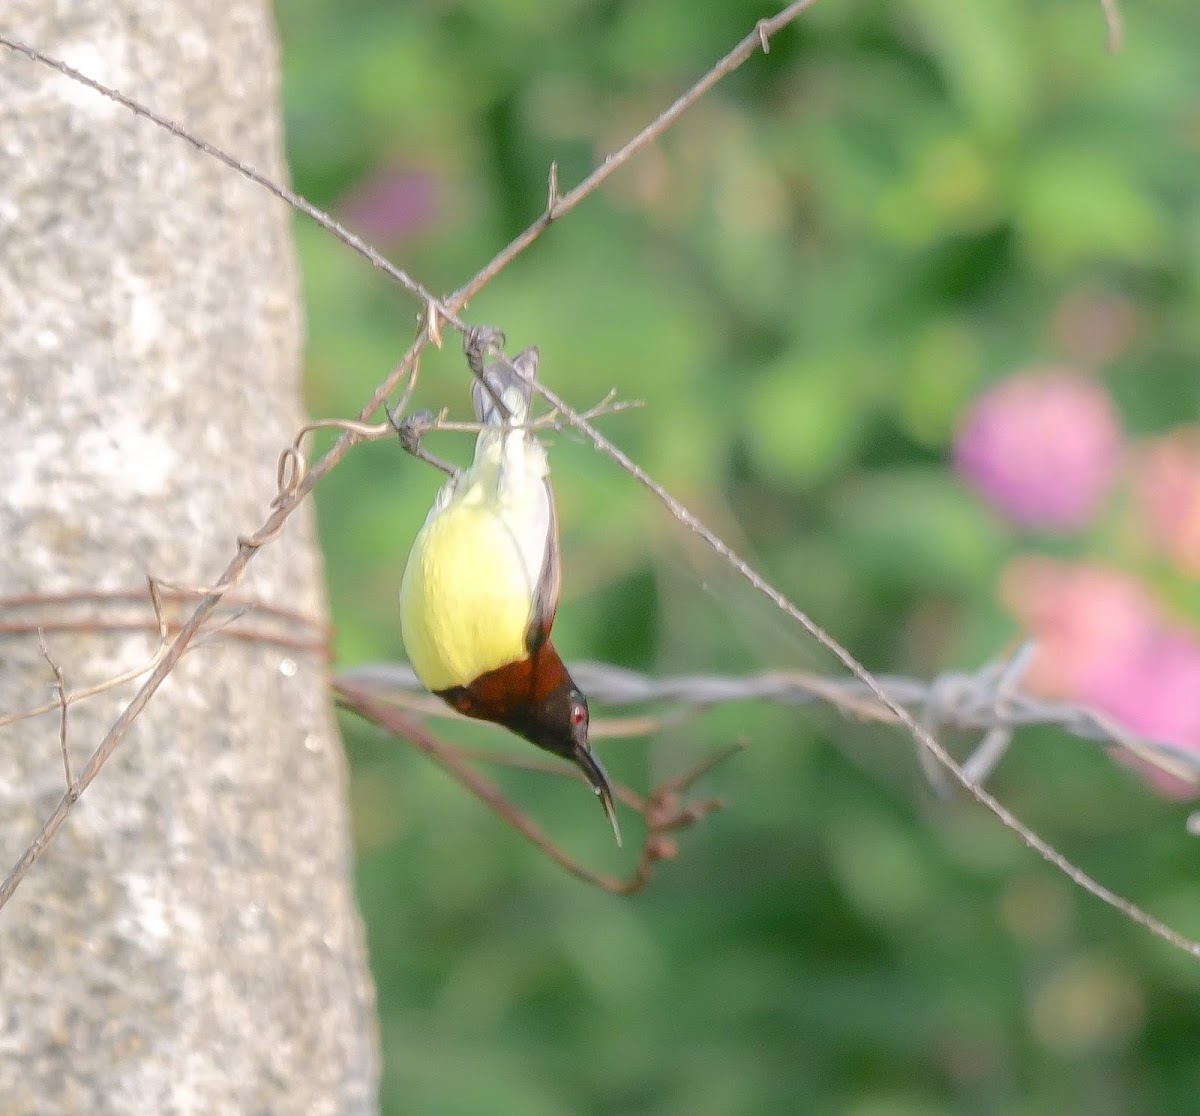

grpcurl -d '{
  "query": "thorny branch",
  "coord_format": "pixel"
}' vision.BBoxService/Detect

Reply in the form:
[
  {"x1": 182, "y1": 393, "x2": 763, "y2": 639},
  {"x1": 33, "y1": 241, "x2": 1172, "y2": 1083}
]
[
  {"x1": 1, "y1": 0, "x2": 1181, "y2": 965},
  {"x1": 265, "y1": 392, "x2": 640, "y2": 493}
]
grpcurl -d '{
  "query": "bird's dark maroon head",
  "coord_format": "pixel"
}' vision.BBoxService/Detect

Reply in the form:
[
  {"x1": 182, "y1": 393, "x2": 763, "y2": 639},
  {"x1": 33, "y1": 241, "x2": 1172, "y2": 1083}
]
[
  {"x1": 502, "y1": 680, "x2": 587, "y2": 760},
  {"x1": 502, "y1": 679, "x2": 619, "y2": 844}
]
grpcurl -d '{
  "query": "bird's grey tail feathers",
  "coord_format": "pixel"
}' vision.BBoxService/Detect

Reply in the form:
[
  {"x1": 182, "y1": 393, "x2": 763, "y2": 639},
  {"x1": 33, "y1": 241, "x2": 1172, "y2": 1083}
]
[{"x1": 471, "y1": 346, "x2": 539, "y2": 427}]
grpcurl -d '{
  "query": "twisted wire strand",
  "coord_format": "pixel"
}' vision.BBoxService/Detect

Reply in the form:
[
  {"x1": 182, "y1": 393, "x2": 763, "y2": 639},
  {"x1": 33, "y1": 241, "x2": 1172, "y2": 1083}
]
[{"x1": 337, "y1": 650, "x2": 1200, "y2": 781}]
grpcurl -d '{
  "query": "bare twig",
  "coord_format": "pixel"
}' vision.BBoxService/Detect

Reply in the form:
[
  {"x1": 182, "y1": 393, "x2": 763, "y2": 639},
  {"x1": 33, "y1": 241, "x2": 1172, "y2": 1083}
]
[
  {"x1": 392, "y1": 393, "x2": 641, "y2": 443},
  {"x1": 336, "y1": 676, "x2": 736, "y2": 894},
  {"x1": 1100, "y1": 0, "x2": 1124, "y2": 52},
  {"x1": 0, "y1": 580, "x2": 171, "y2": 730},
  {"x1": 36, "y1": 632, "x2": 74, "y2": 797}
]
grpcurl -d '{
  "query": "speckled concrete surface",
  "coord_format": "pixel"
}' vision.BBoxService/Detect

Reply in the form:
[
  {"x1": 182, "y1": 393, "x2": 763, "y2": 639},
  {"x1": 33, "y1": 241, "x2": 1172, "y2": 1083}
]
[{"x1": 0, "y1": 3, "x2": 379, "y2": 1112}]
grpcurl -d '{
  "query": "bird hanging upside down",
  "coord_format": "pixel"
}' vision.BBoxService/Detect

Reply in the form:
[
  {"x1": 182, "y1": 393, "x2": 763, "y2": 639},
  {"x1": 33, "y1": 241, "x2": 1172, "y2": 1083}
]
[{"x1": 395, "y1": 328, "x2": 621, "y2": 844}]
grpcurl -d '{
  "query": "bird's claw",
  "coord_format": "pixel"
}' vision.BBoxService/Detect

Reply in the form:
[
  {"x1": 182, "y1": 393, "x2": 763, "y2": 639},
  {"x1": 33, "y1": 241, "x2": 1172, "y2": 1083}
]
[
  {"x1": 391, "y1": 408, "x2": 436, "y2": 454},
  {"x1": 390, "y1": 408, "x2": 456, "y2": 477}
]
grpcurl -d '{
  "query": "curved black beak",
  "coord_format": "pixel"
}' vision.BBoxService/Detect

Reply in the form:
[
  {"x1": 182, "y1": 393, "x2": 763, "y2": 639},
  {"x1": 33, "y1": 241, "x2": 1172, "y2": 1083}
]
[{"x1": 572, "y1": 745, "x2": 622, "y2": 847}]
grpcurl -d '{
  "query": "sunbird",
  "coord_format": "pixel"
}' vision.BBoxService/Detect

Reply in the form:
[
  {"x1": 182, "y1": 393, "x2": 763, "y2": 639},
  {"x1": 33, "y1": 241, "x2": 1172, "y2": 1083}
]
[{"x1": 396, "y1": 332, "x2": 621, "y2": 843}]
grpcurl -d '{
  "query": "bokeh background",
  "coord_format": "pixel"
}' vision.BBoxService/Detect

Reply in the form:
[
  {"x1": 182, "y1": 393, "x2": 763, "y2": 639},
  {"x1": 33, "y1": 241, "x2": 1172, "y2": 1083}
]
[{"x1": 276, "y1": 1, "x2": 1200, "y2": 1112}]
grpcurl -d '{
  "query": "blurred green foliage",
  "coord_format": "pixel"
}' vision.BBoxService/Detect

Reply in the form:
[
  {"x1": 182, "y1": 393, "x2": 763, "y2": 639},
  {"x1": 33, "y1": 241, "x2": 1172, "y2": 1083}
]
[{"x1": 276, "y1": 1, "x2": 1200, "y2": 1112}]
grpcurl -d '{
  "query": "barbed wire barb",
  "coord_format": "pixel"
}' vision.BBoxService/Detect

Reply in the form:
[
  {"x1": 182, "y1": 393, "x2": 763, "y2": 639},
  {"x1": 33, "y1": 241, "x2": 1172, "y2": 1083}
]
[{"x1": 36, "y1": 630, "x2": 74, "y2": 797}]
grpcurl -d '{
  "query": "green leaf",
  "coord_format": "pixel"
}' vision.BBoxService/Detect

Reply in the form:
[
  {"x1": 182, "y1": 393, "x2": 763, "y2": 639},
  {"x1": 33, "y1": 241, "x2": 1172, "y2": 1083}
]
[
  {"x1": 832, "y1": 467, "x2": 1007, "y2": 590},
  {"x1": 1016, "y1": 149, "x2": 1167, "y2": 269},
  {"x1": 745, "y1": 354, "x2": 863, "y2": 485}
]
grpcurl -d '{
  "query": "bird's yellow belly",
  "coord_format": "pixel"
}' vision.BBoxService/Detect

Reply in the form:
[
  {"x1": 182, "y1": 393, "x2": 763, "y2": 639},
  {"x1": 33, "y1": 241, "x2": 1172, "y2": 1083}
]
[{"x1": 399, "y1": 501, "x2": 536, "y2": 691}]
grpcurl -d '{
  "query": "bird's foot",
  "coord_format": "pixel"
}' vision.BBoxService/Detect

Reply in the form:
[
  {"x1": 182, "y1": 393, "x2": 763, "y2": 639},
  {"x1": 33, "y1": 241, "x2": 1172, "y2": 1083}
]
[
  {"x1": 463, "y1": 326, "x2": 506, "y2": 379},
  {"x1": 387, "y1": 406, "x2": 457, "y2": 477}
]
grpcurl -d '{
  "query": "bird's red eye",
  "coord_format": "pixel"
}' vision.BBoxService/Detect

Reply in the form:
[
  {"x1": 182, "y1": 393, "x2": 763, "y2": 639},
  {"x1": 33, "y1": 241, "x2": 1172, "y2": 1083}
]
[{"x1": 571, "y1": 704, "x2": 587, "y2": 727}]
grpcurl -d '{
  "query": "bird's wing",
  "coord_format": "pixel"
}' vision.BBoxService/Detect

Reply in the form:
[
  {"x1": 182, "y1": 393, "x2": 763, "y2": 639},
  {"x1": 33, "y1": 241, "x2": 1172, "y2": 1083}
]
[
  {"x1": 466, "y1": 341, "x2": 559, "y2": 654},
  {"x1": 524, "y1": 477, "x2": 561, "y2": 654}
]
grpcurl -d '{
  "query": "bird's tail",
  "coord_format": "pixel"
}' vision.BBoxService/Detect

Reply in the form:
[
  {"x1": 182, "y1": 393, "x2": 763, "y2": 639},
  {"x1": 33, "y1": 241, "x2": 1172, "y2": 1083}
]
[{"x1": 472, "y1": 346, "x2": 539, "y2": 428}]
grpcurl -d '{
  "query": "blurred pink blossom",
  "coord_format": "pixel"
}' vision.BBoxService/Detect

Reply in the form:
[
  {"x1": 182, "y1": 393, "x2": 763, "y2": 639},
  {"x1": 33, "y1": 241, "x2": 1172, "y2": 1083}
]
[
  {"x1": 954, "y1": 368, "x2": 1122, "y2": 530},
  {"x1": 338, "y1": 164, "x2": 438, "y2": 243},
  {"x1": 1086, "y1": 629, "x2": 1200, "y2": 799},
  {"x1": 1134, "y1": 428, "x2": 1200, "y2": 578},
  {"x1": 1001, "y1": 557, "x2": 1200, "y2": 799},
  {"x1": 1000, "y1": 557, "x2": 1157, "y2": 700}
]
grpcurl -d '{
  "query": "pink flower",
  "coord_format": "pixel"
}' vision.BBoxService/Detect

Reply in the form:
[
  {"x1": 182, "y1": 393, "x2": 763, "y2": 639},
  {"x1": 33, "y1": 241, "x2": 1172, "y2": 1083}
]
[
  {"x1": 1085, "y1": 630, "x2": 1200, "y2": 799},
  {"x1": 954, "y1": 368, "x2": 1122, "y2": 530},
  {"x1": 1001, "y1": 557, "x2": 1200, "y2": 799},
  {"x1": 1134, "y1": 429, "x2": 1200, "y2": 577},
  {"x1": 1000, "y1": 558, "x2": 1157, "y2": 700}
]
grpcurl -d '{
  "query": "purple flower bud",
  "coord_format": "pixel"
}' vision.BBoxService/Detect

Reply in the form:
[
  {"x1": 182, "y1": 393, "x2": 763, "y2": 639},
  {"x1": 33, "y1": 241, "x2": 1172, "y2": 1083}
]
[
  {"x1": 338, "y1": 165, "x2": 438, "y2": 244},
  {"x1": 955, "y1": 368, "x2": 1122, "y2": 530}
]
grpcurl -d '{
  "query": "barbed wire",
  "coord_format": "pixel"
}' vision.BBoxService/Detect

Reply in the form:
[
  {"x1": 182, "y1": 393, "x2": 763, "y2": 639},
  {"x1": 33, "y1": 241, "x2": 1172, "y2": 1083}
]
[
  {"x1": 337, "y1": 645, "x2": 1200, "y2": 790},
  {"x1": 338, "y1": 626, "x2": 1200, "y2": 893}
]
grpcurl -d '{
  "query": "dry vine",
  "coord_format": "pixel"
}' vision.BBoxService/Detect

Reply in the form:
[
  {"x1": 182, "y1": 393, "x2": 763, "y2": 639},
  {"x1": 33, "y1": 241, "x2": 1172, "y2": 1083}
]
[
  {"x1": 336, "y1": 673, "x2": 737, "y2": 895},
  {"x1": 3, "y1": 0, "x2": 1186, "y2": 962}
]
